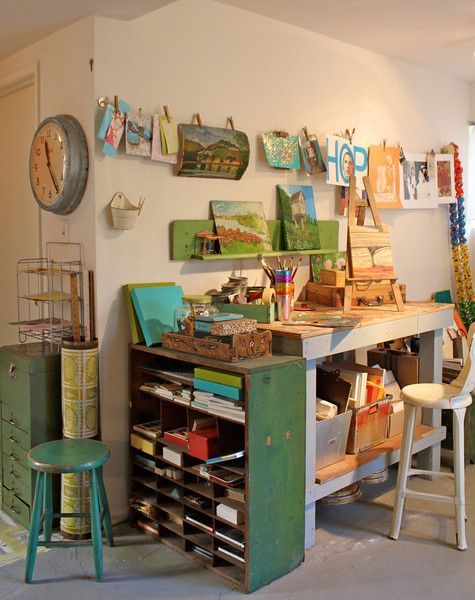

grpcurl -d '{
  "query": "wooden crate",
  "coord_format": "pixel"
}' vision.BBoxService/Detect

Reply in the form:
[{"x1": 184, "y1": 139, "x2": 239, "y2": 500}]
[
  {"x1": 162, "y1": 330, "x2": 272, "y2": 362},
  {"x1": 319, "y1": 269, "x2": 346, "y2": 287},
  {"x1": 307, "y1": 281, "x2": 406, "y2": 307}
]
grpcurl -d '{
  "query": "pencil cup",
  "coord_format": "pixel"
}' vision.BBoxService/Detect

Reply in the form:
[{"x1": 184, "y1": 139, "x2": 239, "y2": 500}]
[{"x1": 275, "y1": 282, "x2": 294, "y2": 322}]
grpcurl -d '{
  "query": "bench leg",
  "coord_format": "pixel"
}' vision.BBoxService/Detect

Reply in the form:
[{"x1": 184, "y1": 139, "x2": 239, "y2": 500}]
[
  {"x1": 97, "y1": 467, "x2": 114, "y2": 547},
  {"x1": 25, "y1": 471, "x2": 45, "y2": 583},
  {"x1": 90, "y1": 468, "x2": 104, "y2": 581},
  {"x1": 43, "y1": 473, "x2": 53, "y2": 544}
]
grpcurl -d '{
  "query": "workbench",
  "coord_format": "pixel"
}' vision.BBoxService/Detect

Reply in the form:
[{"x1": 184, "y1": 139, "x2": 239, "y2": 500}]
[{"x1": 259, "y1": 301, "x2": 453, "y2": 548}]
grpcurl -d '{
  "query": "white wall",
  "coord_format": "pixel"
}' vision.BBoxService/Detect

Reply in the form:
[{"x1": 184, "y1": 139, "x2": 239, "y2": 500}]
[
  {"x1": 92, "y1": 0, "x2": 470, "y2": 519},
  {"x1": 0, "y1": 17, "x2": 96, "y2": 269}
]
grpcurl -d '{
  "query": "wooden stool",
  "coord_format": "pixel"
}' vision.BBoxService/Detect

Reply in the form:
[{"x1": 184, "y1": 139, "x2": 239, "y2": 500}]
[
  {"x1": 25, "y1": 439, "x2": 114, "y2": 583},
  {"x1": 389, "y1": 324, "x2": 475, "y2": 550}
]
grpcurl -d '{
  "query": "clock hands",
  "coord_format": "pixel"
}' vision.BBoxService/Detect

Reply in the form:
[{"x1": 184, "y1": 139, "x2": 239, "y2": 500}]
[{"x1": 44, "y1": 140, "x2": 59, "y2": 193}]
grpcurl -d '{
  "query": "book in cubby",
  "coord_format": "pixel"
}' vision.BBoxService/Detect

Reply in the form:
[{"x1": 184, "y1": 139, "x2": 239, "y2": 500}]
[{"x1": 129, "y1": 344, "x2": 306, "y2": 592}]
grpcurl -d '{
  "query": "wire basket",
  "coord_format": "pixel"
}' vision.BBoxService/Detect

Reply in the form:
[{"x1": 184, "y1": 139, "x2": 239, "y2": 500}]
[{"x1": 110, "y1": 192, "x2": 144, "y2": 230}]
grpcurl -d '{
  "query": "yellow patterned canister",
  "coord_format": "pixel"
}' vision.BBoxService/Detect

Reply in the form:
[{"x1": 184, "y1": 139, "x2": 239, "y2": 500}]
[
  {"x1": 61, "y1": 471, "x2": 91, "y2": 536},
  {"x1": 61, "y1": 340, "x2": 99, "y2": 439}
]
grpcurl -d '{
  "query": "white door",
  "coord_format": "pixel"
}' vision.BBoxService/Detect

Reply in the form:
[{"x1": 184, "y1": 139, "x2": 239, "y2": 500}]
[{"x1": 0, "y1": 82, "x2": 40, "y2": 345}]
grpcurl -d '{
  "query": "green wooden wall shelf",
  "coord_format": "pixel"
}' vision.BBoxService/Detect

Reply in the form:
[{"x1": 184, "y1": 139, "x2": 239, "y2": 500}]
[{"x1": 171, "y1": 220, "x2": 339, "y2": 261}]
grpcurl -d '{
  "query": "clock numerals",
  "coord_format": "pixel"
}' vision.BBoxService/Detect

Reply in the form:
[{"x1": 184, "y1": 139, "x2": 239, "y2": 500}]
[
  {"x1": 47, "y1": 129, "x2": 51, "y2": 138},
  {"x1": 48, "y1": 190, "x2": 52, "y2": 199},
  {"x1": 36, "y1": 148, "x2": 41, "y2": 156},
  {"x1": 36, "y1": 177, "x2": 39, "y2": 186}
]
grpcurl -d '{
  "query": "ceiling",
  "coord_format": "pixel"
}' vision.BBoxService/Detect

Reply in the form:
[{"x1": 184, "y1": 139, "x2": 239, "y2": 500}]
[{"x1": 1, "y1": 0, "x2": 475, "y2": 81}]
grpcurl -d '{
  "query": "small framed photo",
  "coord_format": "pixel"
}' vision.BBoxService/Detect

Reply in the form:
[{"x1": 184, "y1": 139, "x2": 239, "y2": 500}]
[{"x1": 434, "y1": 153, "x2": 456, "y2": 204}]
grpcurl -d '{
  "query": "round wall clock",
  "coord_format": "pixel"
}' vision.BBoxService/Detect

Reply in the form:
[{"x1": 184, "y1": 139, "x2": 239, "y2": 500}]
[{"x1": 29, "y1": 114, "x2": 88, "y2": 215}]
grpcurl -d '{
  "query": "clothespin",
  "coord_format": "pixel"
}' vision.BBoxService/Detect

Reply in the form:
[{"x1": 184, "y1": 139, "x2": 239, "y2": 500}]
[
  {"x1": 273, "y1": 130, "x2": 288, "y2": 138},
  {"x1": 227, "y1": 116, "x2": 235, "y2": 130},
  {"x1": 383, "y1": 138, "x2": 386, "y2": 150},
  {"x1": 194, "y1": 113, "x2": 204, "y2": 128},
  {"x1": 114, "y1": 95, "x2": 119, "y2": 116},
  {"x1": 303, "y1": 126, "x2": 310, "y2": 140},
  {"x1": 138, "y1": 107, "x2": 142, "y2": 118},
  {"x1": 163, "y1": 105, "x2": 171, "y2": 123}
]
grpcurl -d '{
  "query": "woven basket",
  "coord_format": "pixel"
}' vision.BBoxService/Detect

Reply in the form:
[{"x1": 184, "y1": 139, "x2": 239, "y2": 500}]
[{"x1": 110, "y1": 192, "x2": 144, "y2": 230}]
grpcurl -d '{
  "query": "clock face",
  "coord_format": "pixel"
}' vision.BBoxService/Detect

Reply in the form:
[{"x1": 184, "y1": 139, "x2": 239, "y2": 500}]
[
  {"x1": 30, "y1": 121, "x2": 67, "y2": 207},
  {"x1": 29, "y1": 115, "x2": 88, "y2": 215}
]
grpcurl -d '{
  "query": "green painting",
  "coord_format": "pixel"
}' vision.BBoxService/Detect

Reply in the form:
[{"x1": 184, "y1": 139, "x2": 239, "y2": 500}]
[
  {"x1": 211, "y1": 200, "x2": 273, "y2": 255},
  {"x1": 177, "y1": 125, "x2": 250, "y2": 180},
  {"x1": 277, "y1": 185, "x2": 321, "y2": 251},
  {"x1": 311, "y1": 252, "x2": 347, "y2": 282}
]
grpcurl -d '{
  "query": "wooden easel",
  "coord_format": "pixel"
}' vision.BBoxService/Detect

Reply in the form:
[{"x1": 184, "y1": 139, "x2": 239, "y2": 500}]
[{"x1": 344, "y1": 175, "x2": 404, "y2": 313}]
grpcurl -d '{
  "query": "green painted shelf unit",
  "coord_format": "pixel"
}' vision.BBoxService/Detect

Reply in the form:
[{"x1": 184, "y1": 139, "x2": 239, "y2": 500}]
[
  {"x1": 129, "y1": 344, "x2": 306, "y2": 593},
  {"x1": 0, "y1": 343, "x2": 62, "y2": 528},
  {"x1": 171, "y1": 219, "x2": 339, "y2": 260}
]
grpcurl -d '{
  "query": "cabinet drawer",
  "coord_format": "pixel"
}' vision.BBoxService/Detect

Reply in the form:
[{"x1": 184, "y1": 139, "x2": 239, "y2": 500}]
[
  {"x1": 2, "y1": 487, "x2": 30, "y2": 529},
  {"x1": 2, "y1": 453, "x2": 32, "y2": 504},
  {"x1": 0, "y1": 357, "x2": 30, "y2": 412},
  {"x1": 1, "y1": 403, "x2": 30, "y2": 433},
  {"x1": 2, "y1": 419, "x2": 31, "y2": 452},
  {"x1": 2, "y1": 436, "x2": 29, "y2": 468}
]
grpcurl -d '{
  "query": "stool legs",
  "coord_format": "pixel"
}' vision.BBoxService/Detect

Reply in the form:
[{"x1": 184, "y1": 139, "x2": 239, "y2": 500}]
[
  {"x1": 97, "y1": 467, "x2": 114, "y2": 547},
  {"x1": 389, "y1": 403, "x2": 417, "y2": 540},
  {"x1": 43, "y1": 473, "x2": 53, "y2": 544},
  {"x1": 453, "y1": 407, "x2": 467, "y2": 550},
  {"x1": 25, "y1": 471, "x2": 45, "y2": 583},
  {"x1": 89, "y1": 468, "x2": 104, "y2": 582}
]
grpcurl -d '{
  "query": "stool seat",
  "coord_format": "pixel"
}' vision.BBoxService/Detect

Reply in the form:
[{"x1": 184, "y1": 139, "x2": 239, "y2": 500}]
[
  {"x1": 28, "y1": 439, "x2": 110, "y2": 474},
  {"x1": 402, "y1": 383, "x2": 472, "y2": 410}
]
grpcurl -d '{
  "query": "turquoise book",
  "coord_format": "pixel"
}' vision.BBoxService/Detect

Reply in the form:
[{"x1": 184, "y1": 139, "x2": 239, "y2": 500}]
[
  {"x1": 194, "y1": 367, "x2": 243, "y2": 389},
  {"x1": 193, "y1": 378, "x2": 243, "y2": 400}
]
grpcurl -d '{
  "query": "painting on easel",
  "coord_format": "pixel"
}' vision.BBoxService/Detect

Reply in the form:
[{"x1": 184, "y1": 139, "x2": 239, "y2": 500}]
[
  {"x1": 349, "y1": 225, "x2": 396, "y2": 280},
  {"x1": 177, "y1": 125, "x2": 250, "y2": 180}
]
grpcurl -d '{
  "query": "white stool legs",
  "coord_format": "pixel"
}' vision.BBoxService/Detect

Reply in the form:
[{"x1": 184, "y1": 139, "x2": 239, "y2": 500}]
[
  {"x1": 389, "y1": 404, "x2": 417, "y2": 540},
  {"x1": 453, "y1": 407, "x2": 467, "y2": 550}
]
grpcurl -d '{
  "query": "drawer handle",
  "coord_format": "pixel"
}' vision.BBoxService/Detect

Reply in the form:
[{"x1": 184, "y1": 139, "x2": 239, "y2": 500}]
[
  {"x1": 8, "y1": 361, "x2": 17, "y2": 380},
  {"x1": 9, "y1": 418, "x2": 19, "y2": 427},
  {"x1": 9, "y1": 436, "x2": 19, "y2": 444},
  {"x1": 10, "y1": 504, "x2": 20, "y2": 515},
  {"x1": 9, "y1": 452, "x2": 19, "y2": 462},
  {"x1": 10, "y1": 469, "x2": 20, "y2": 479},
  {"x1": 12, "y1": 488, "x2": 21, "y2": 498}
]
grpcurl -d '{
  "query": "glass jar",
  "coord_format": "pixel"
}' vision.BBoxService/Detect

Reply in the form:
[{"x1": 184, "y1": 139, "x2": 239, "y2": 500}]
[{"x1": 174, "y1": 295, "x2": 217, "y2": 335}]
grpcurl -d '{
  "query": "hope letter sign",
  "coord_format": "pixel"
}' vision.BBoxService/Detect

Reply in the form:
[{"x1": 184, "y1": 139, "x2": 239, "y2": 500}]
[{"x1": 326, "y1": 135, "x2": 368, "y2": 188}]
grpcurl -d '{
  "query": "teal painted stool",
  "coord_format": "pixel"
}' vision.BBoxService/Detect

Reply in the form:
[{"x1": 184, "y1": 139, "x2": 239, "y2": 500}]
[{"x1": 25, "y1": 439, "x2": 114, "y2": 583}]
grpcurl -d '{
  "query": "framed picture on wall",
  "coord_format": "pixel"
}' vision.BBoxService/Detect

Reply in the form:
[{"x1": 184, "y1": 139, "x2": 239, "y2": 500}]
[
  {"x1": 433, "y1": 153, "x2": 456, "y2": 204},
  {"x1": 399, "y1": 153, "x2": 437, "y2": 209}
]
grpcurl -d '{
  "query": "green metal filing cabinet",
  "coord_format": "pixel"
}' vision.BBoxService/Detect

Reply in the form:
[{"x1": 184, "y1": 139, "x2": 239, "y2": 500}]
[{"x1": 0, "y1": 343, "x2": 62, "y2": 528}]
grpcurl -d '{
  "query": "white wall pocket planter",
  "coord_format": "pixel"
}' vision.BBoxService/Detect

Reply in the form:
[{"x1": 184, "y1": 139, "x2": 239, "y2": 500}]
[{"x1": 109, "y1": 192, "x2": 145, "y2": 230}]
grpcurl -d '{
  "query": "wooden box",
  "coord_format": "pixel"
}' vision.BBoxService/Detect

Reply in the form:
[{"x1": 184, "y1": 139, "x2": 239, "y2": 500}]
[
  {"x1": 347, "y1": 396, "x2": 391, "y2": 454},
  {"x1": 319, "y1": 269, "x2": 346, "y2": 287},
  {"x1": 214, "y1": 303, "x2": 275, "y2": 324},
  {"x1": 188, "y1": 427, "x2": 220, "y2": 460},
  {"x1": 131, "y1": 433, "x2": 156, "y2": 456},
  {"x1": 307, "y1": 281, "x2": 406, "y2": 308},
  {"x1": 162, "y1": 330, "x2": 272, "y2": 362}
]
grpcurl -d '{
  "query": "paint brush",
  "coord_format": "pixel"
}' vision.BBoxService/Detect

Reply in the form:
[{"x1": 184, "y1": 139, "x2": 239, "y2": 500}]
[{"x1": 291, "y1": 258, "x2": 302, "y2": 281}]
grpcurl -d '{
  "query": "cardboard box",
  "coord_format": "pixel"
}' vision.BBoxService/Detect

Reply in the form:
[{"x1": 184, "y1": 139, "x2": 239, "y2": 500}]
[
  {"x1": 162, "y1": 446, "x2": 183, "y2": 466},
  {"x1": 216, "y1": 502, "x2": 245, "y2": 525},
  {"x1": 320, "y1": 269, "x2": 346, "y2": 287},
  {"x1": 367, "y1": 348, "x2": 419, "y2": 389},
  {"x1": 188, "y1": 427, "x2": 220, "y2": 461},
  {"x1": 131, "y1": 433, "x2": 155, "y2": 456},
  {"x1": 347, "y1": 396, "x2": 391, "y2": 454}
]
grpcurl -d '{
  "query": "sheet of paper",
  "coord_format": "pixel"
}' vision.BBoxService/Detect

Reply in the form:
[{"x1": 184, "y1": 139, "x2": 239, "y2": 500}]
[{"x1": 159, "y1": 115, "x2": 178, "y2": 155}]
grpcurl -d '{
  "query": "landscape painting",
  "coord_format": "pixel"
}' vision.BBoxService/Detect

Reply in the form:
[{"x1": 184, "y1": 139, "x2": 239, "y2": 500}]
[
  {"x1": 176, "y1": 125, "x2": 250, "y2": 180},
  {"x1": 277, "y1": 185, "x2": 321, "y2": 250},
  {"x1": 211, "y1": 201, "x2": 273, "y2": 254}
]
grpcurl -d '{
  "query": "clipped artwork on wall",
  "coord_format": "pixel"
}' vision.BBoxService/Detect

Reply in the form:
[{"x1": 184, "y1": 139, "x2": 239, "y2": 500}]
[
  {"x1": 125, "y1": 112, "x2": 152, "y2": 157},
  {"x1": 277, "y1": 185, "x2": 321, "y2": 250},
  {"x1": 151, "y1": 114, "x2": 178, "y2": 163},
  {"x1": 97, "y1": 97, "x2": 130, "y2": 157},
  {"x1": 211, "y1": 200, "x2": 272, "y2": 254},
  {"x1": 326, "y1": 135, "x2": 368, "y2": 189},
  {"x1": 434, "y1": 153, "x2": 455, "y2": 204},
  {"x1": 299, "y1": 128, "x2": 326, "y2": 175},
  {"x1": 176, "y1": 124, "x2": 250, "y2": 180},
  {"x1": 400, "y1": 153, "x2": 437, "y2": 209},
  {"x1": 368, "y1": 145, "x2": 402, "y2": 209},
  {"x1": 262, "y1": 131, "x2": 300, "y2": 169}
]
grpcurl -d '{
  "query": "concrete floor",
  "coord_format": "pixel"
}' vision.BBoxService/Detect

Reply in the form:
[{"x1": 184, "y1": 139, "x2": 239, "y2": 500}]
[{"x1": 1, "y1": 462, "x2": 474, "y2": 600}]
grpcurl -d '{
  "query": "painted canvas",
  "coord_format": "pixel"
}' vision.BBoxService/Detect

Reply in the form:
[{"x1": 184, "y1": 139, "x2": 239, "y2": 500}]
[
  {"x1": 348, "y1": 224, "x2": 396, "y2": 280},
  {"x1": 177, "y1": 125, "x2": 249, "y2": 180},
  {"x1": 400, "y1": 153, "x2": 437, "y2": 209},
  {"x1": 368, "y1": 145, "x2": 402, "y2": 209},
  {"x1": 277, "y1": 185, "x2": 321, "y2": 250},
  {"x1": 326, "y1": 135, "x2": 368, "y2": 189},
  {"x1": 435, "y1": 153, "x2": 455, "y2": 204},
  {"x1": 211, "y1": 201, "x2": 273, "y2": 254},
  {"x1": 151, "y1": 114, "x2": 177, "y2": 163},
  {"x1": 262, "y1": 132, "x2": 300, "y2": 169},
  {"x1": 299, "y1": 132, "x2": 326, "y2": 175},
  {"x1": 125, "y1": 113, "x2": 152, "y2": 157},
  {"x1": 311, "y1": 252, "x2": 347, "y2": 282}
]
